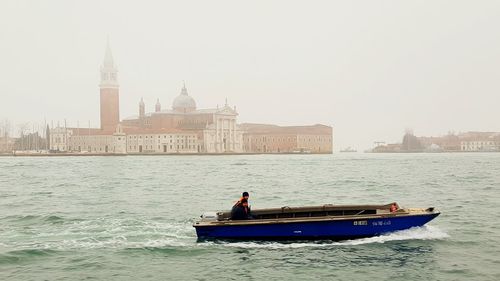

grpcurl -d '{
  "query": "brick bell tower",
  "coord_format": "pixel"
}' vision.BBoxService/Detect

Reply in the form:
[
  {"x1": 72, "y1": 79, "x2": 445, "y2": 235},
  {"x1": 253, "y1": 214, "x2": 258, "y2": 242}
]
[{"x1": 99, "y1": 39, "x2": 120, "y2": 131}]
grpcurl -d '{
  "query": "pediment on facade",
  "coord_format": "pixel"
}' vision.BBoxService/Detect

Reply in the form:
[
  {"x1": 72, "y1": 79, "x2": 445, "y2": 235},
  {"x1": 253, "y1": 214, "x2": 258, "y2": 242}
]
[{"x1": 216, "y1": 106, "x2": 237, "y2": 115}]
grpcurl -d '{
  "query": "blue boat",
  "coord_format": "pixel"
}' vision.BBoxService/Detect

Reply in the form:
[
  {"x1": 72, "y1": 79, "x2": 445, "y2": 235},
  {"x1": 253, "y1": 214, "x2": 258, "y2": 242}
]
[{"x1": 193, "y1": 203, "x2": 439, "y2": 240}]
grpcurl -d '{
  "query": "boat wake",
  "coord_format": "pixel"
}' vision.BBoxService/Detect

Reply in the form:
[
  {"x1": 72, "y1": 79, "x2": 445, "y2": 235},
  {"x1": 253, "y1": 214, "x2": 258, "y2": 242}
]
[
  {"x1": 343, "y1": 225, "x2": 449, "y2": 246},
  {"x1": 0, "y1": 219, "x2": 195, "y2": 251},
  {"x1": 200, "y1": 225, "x2": 449, "y2": 249}
]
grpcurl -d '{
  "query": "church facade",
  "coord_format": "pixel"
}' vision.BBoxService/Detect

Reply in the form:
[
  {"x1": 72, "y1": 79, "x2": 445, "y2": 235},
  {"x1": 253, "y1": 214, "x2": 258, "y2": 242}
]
[
  {"x1": 49, "y1": 42, "x2": 331, "y2": 154},
  {"x1": 120, "y1": 86, "x2": 244, "y2": 153}
]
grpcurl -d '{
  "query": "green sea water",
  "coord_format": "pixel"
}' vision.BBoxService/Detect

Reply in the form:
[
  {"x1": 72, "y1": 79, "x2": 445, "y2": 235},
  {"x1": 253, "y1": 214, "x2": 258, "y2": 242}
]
[{"x1": 0, "y1": 153, "x2": 499, "y2": 281}]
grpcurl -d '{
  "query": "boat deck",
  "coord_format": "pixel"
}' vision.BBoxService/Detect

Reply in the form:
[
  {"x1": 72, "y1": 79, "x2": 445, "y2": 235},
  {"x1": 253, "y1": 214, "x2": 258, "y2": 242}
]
[{"x1": 195, "y1": 203, "x2": 437, "y2": 227}]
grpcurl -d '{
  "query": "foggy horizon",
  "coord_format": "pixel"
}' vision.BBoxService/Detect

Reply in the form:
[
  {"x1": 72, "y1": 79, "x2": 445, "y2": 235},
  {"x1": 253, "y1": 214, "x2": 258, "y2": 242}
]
[{"x1": 1, "y1": 1, "x2": 500, "y2": 150}]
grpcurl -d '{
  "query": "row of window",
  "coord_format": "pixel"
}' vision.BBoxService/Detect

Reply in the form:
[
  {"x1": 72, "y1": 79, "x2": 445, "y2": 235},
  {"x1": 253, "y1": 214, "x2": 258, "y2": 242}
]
[
  {"x1": 128, "y1": 139, "x2": 197, "y2": 145},
  {"x1": 68, "y1": 145, "x2": 111, "y2": 152},
  {"x1": 128, "y1": 145, "x2": 197, "y2": 150},
  {"x1": 244, "y1": 136, "x2": 332, "y2": 143},
  {"x1": 128, "y1": 135, "x2": 197, "y2": 139},
  {"x1": 461, "y1": 142, "x2": 496, "y2": 145}
]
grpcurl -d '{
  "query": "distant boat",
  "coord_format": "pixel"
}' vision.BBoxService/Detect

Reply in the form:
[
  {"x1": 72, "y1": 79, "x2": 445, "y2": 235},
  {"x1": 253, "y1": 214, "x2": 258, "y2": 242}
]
[
  {"x1": 193, "y1": 203, "x2": 439, "y2": 240},
  {"x1": 340, "y1": 147, "x2": 357, "y2": 153}
]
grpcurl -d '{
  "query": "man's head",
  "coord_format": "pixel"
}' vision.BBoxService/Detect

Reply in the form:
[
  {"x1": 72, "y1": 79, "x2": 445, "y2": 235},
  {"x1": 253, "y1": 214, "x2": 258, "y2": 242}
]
[
  {"x1": 242, "y1": 192, "x2": 249, "y2": 199},
  {"x1": 241, "y1": 198, "x2": 249, "y2": 207}
]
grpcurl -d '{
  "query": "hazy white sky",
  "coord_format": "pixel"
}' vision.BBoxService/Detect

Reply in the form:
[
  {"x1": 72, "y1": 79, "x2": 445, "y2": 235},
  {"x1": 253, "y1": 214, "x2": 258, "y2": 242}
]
[{"x1": 1, "y1": 0, "x2": 499, "y2": 150}]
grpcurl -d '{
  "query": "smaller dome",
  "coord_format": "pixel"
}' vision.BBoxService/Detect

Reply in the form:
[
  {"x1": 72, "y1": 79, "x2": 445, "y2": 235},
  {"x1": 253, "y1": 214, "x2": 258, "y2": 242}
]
[{"x1": 172, "y1": 84, "x2": 196, "y2": 112}]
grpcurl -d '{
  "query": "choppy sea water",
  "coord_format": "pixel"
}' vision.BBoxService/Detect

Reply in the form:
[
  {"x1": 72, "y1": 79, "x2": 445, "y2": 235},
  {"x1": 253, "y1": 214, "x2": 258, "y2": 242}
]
[{"x1": 0, "y1": 153, "x2": 499, "y2": 281}]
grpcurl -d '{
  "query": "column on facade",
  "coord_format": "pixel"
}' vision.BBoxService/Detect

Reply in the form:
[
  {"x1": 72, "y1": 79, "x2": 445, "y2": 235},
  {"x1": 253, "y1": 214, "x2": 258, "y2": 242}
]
[
  {"x1": 214, "y1": 117, "x2": 217, "y2": 152},
  {"x1": 221, "y1": 117, "x2": 224, "y2": 152},
  {"x1": 226, "y1": 118, "x2": 229, "y2": 151},
  {"x1": 223, "y1": 117, "x2": 226, "y2": 152},
  {"x1": 220, "y1": 117, "x2": 224, "y2": 152},
  {"x1": 233, "y1": 119, "x2": 236, "y2": 151},
  {"x1": 215, "y1": 117, "x2": 218, "y2": 152},
  {"x1": 215, "y1": 117, "x2": 220, "y2": 152},
  {"x1": 228, "y1": 118, "x2": 232, "y2": 151},
  {"x1": 232, "y1": 119, "x2": 236, "y2": 151},
  {"x1": 230, "y1": 118, "x2": 233, "y2": 150}
]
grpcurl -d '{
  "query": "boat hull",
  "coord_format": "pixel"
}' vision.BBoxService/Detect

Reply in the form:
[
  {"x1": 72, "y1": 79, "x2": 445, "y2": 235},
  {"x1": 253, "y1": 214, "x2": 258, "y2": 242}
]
[{"x1": 194, "y1": 213, "x2": 439, "y2": 240}]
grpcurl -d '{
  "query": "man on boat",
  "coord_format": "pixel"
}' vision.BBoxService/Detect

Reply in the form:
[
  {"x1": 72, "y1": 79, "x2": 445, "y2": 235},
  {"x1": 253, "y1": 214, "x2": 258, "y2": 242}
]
[
  {"x1": 234, "y1": 192, "x2": 249, "y2": 208},
  {"x1": 231, "y1": 198, "x2": 252, "y2": 220},
  {"x1": 390, "y1": 203, "x2": 399, "y2": 213}
]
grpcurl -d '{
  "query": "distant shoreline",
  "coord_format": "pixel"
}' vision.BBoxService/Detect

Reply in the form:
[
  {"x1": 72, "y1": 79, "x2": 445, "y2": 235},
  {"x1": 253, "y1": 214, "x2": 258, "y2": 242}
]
[
  {"x1": 1, "y1": 152, "x2": 333, "y2": 157},
  {"x1": 2, "y1": 151, "x2": 499, "y2": 157},
  {"x1": 367, "y1": 151, "x2": 498, "y2": 153}
]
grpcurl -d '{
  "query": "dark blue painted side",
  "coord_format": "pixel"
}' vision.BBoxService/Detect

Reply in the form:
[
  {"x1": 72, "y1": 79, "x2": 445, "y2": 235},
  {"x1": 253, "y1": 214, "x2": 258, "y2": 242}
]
[{"x1": 194, "y1": 213, "x2": 439, "y2": 240}]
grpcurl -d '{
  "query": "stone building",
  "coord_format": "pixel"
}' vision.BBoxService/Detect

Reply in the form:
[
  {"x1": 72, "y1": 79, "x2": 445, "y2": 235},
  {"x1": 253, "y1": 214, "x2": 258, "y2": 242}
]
[
  {"x1": 49, "y1": 127, "x2": 71, "y2": 152},
  {"x1": 122, "y1": 85, "x2": 244, "y2": 153},
  {"x1": 241, "y1": 123, "x2": 333, "y2": 153},
  {"x1": 460, "y1": 132, "x2": 500, "y2": 152},
  {"x1": 50, "y1": 126, "x2": 124, "y2": 153},
  {"x1": 401, "y1": 132, "x2": 423, "y2": 152},
  {"x1": 123, "y1": 128, "x2": 198, "y2": 154},
  {"x1": 0, "y1": 137, "x2": 16, "y2": 153},
  {"x1": 418, "y1": 134, "x2": 461, "y2": 152},
  {"x1": 373, "y1": 131, "x2": 500, "y2": 153}
]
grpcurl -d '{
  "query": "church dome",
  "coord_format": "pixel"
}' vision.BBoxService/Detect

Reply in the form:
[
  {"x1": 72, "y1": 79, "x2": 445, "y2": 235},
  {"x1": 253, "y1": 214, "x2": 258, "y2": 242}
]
[{"x1": 172, "y1": 84, "x2": 196, "y2": 113}]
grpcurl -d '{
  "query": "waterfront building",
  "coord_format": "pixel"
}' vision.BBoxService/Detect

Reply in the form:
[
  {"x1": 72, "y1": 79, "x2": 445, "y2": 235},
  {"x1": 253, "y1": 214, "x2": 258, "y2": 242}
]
[
  {"x1": 241, "y1": 123, "x2": 333, "y2": 153},
  {"x1": 372, "y1": 131, "x2": 500, "y2": 153},
  {"x1": 122, "y1": 86, "x2": 244, "y2": 153},
  {"x1": 49, "y1": 125, "x2": 201, "y2": 154},
  {"x1": 49, "y1": 127, "x2": 72, "y2": 152},
  {"x1": 125, "y1": 131, "x2": 198, "y2": 153},
  {"x1": 49, "y1": 126, "x2": 121, "y2": 153},
  {"x1": 401, "y1": 132, "x2": 423, "y2": 152},
  {"x1": 461, "y1": 140, "x2": 497, "y2": 152},
  {"x1": 0, "y1": 137, "x2": 16, "y2": 153},
  {"x1": 460, "y1": 132, "x2": 500, "y2": 152},
  {"x1": 418, "y1": 134, "x2": 461, "y2": 152},
  {"x1": 48, "y1": 41, "x2": 332, "y2": 155}
]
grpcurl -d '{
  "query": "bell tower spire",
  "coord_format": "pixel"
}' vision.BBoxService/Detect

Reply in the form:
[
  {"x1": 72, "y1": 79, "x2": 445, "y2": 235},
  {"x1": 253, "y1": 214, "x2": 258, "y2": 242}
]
[{"x1": 100, "y1": 38, "x2": 118, "y2": 88}]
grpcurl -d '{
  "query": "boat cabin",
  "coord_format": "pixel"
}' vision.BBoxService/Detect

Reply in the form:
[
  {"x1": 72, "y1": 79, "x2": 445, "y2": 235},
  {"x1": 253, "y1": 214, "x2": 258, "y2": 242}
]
[{"x1": 217, "y1": 203, "x2": 400, "y2": 221}]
